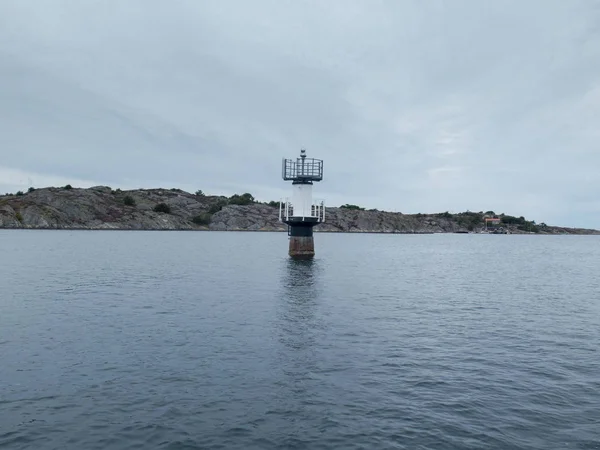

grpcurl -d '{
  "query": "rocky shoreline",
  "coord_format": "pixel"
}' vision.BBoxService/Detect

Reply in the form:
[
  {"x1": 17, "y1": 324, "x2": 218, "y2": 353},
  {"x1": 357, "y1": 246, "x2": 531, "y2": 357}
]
[{"x1": 1, "y1": 186, "x2": 598, "y2": 235}]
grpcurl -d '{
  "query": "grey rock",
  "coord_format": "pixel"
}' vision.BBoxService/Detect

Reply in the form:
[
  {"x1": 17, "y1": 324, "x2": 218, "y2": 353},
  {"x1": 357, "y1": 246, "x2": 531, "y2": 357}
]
[
  {"x1": 0, "y1": 188, "x2": 598, "y2": 235},
  {"x1": 0, "y1": 204, "x2": 20, "y2": 228}
]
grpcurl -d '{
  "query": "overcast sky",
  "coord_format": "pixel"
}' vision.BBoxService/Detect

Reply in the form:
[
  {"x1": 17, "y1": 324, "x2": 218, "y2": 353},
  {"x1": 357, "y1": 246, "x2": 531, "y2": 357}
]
[{"x1": 1, "y1": 1, "x2": 599, "y2": 227}]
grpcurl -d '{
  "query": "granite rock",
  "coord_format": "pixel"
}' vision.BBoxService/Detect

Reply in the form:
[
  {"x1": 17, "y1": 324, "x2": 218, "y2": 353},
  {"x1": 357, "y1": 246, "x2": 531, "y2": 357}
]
[{"x1": 0, "y1": 187, "x2": 598, "y2": 235}]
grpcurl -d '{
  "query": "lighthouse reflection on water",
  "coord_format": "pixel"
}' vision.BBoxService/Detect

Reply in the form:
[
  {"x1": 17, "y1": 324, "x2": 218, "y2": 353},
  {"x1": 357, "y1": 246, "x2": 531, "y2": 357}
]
[
  {"x1": 276, "y1": 259, "x2": 326, "y2": 392},
  {"x1": 278, "y1": 258, "x2": 322, "y2": 350}
]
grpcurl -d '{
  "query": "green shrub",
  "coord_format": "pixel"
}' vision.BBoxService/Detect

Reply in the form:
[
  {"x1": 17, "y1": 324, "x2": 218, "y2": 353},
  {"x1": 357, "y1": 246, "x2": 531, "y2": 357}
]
[
  {"x1": 455, "y1": 211, "x2": 482, "y2": 229},
  {"x1": 340, "y1": 204, "x2": 364, "y2": 210},
  {"x1": 16, "y1": 191, "x2": 24, "y2": 196},
  {"x1": 15, "y1": 212, "x2": 23, "y2": 222},
  {"x1": 64, "y1": 184, "x2": 73, "y2": 190},
  {"x1": 123, "y1": 195, "x2": 136, "y2": 206},
  {"x1": 228, "y1": 193, "x2": 255, "y2": 205},
  {"x1": 195, "y1": 190, "x2": 205, "y2": 196},
  {"x1": 28, "y1": 187, "x2": 36, "y2": 193},
  {"x1": 192, "y1": 213, "x2": 212, "y2": 225},
  {"x1": 208, "y1": 199, "x2": 228, "y2": 214},
  {"x1": 501, "y1": 215, "x2": 526, "y2": 225},
  {"x1": 153, "y1": 203, "x2": 171, "y2": 214},
  {"x1": 267, "y1": 200, "x2": 280, "y2": 208}
]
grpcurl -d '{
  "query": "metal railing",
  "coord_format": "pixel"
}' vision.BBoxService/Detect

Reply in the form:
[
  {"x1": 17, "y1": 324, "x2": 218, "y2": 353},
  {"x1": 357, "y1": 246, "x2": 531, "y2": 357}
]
[
  {"x1": 282, "y1": 158, "x2": 323, "y2": 181},
  {"x1": 279, "y1": 198, "x2": 325, "y2": 222}
]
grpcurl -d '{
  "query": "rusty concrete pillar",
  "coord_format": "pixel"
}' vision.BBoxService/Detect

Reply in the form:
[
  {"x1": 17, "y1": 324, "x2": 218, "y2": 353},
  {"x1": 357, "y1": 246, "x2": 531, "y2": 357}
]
[
  {"x1": 288, "y1": 222, "x2": 316, "y2": 259},
  {"x1": 289, "y1": 235, "x2": 315, "y2": 258}
]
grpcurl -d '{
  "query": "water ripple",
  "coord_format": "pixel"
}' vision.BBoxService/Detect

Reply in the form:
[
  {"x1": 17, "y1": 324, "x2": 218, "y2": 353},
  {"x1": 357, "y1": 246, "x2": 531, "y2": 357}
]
[{"x1": 1, "y1": 231, "x2": 599, "y2": 449}]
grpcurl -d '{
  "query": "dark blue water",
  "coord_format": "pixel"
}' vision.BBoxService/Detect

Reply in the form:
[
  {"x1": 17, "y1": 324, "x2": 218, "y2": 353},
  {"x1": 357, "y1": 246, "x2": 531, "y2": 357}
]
[{"x1": 1, "y1": 230, "x2": 599, "y2": 449}]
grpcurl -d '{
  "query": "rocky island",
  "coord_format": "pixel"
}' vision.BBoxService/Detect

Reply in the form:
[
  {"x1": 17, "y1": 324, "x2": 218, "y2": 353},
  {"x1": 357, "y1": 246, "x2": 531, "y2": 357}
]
[{"x1": 1, "y1": 186, "x2": 598, "y2": 235}]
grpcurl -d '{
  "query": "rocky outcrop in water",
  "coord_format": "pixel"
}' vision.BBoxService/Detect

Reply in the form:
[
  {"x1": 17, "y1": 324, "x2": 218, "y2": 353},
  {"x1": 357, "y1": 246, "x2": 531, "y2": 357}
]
[{"x1": 1, "y1": 187, "x2": 598, "y2": 234}]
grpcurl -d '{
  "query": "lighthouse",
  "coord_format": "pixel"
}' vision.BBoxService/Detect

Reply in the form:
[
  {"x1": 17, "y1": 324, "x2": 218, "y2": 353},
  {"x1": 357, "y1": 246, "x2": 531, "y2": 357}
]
[{"x1": 279, "y1": 149, "x2": 325, "y2": 259}]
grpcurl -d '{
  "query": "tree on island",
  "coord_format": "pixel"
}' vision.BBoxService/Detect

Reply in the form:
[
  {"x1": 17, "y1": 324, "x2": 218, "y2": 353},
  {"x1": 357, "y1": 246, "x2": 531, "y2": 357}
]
[
  {"x1": 153, "y1": 203, "x2": 171, "y2": 214},
  {"x1": 123, "y1": 195, "x2": 136, "y2": 206},
  {"x1": 228, "y1": 193, "x2": 255, "y2": 205},
  {"x1": 192, "y1": 213, "x2": 212, "y2": 225},
  {"x1": 340, "y1": 204, "x2": 364, "y2": 211}
]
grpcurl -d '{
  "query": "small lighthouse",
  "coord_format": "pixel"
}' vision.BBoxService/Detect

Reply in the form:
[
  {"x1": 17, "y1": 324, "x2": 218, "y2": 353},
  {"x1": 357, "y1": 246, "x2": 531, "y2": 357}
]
[{"x1": 279, "y1": 149, "x2": 325, "y2": 259}]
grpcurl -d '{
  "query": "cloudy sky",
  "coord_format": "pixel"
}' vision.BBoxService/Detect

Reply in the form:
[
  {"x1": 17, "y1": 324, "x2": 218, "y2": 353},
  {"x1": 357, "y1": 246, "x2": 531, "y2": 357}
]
[{"x1": 1, "y1": 1, "x2": 599, "y2": 227}]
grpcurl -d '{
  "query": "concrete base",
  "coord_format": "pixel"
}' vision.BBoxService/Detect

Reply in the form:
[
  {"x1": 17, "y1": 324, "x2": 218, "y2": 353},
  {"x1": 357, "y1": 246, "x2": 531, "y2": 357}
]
[{"x1": 289, "y1": 236, "x2": 315, "y2": 259}]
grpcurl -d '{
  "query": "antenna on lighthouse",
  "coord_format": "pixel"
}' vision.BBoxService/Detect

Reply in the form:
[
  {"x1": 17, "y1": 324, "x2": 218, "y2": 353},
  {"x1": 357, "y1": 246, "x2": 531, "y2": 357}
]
[{"x1": 279, "y1": 149, "x2": 325, "y2": 259}]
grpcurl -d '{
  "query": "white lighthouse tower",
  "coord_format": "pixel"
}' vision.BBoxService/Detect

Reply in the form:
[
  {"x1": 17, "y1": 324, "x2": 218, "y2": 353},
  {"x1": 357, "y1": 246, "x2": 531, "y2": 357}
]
[{"x1": 279, "y1": 149, "x2": 325, "y2": 258}]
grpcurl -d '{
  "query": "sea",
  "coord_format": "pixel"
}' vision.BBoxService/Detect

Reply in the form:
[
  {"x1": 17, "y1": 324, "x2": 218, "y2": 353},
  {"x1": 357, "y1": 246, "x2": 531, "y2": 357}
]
[{"x1": 1, "y1": 230, "x2": 599, "y2": 450}]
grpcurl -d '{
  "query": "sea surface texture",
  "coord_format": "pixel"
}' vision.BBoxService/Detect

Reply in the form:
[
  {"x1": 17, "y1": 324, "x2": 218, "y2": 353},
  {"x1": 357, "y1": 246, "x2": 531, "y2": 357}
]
[{"x1": 1, "y1": 230, "x2": 599, "y2": 450}]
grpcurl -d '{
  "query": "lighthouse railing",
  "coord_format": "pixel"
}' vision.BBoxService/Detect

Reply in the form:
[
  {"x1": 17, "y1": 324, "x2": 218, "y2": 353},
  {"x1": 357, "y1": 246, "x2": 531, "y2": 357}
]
[
  {"x1": 311, "y1": 199, "x2": 325, "y2": 223},
  {"x1": 280, "y1": 198, "x2": 325, "y2": 222},
  {"x1": 282, "y1": 157, "x2": 324, "y2": 181},
  {"x1": 279, "y1": 199, "x2": 293, "y2": 222}
]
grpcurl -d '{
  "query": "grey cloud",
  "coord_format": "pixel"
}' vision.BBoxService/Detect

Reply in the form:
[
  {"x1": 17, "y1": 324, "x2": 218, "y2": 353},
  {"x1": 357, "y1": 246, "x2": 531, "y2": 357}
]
[{"x1": 1, "y1": 0, "x2": 599, "y2": 227}]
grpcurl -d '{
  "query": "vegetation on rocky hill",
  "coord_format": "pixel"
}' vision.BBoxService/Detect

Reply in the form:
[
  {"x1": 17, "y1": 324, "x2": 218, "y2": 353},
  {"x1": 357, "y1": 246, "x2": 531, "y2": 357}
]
[{"x1": 0, "y1": 186, "x2": 597, "y2": 234}]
